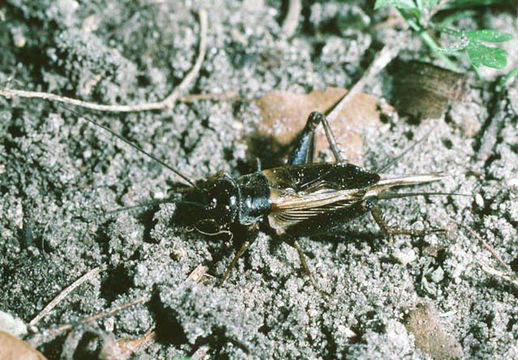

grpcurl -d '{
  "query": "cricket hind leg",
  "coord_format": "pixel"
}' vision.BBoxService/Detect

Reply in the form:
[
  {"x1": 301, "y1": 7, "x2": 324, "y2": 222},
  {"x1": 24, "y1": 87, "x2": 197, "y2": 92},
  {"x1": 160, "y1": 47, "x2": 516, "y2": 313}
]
[
  {"x1": 287, "y1": 111, "x2": 347, "y2": 166},
  {"x1": 321, "y1": 114, "x2": 346, "y2": 163},
  {"x1": 287, "y1": 111, "x2": 322, "y2": 165},
  {"x1": 370, "y1": 205, "x2": 445, "y2": 242}
]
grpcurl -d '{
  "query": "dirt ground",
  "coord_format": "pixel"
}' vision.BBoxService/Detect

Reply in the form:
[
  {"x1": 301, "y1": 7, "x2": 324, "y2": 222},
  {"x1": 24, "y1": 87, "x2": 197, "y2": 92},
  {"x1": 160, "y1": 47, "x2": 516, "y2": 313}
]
[{"x1": 0, "y1": 1, "x2": 517, "y2": 359}]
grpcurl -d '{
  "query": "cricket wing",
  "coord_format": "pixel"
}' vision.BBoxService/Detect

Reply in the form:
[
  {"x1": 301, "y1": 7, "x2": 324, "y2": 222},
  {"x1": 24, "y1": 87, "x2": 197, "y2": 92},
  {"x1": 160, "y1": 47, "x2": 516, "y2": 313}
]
[
  {"x1": 269, "y1": 186, "x2": 366, "y2": 228},
  {"x1": 261, "y1": 163, "x2": 379, "y2": 230}
]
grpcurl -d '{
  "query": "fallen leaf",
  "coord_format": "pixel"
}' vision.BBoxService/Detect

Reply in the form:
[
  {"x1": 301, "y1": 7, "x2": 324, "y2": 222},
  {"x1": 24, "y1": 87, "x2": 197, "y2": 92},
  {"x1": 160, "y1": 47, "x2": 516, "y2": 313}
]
[
  {"x1": 0, "y1": 330, "x2": 47, "y2": 360},
  {"x1": 406, "y1": 303, "x2": 463, "y2": 360},
  {"x1": 256, "y1": 87, "x2": 391, "y2": 165},
  {"x1": 389, "y1": 60, "x2": 469, "y2": 120}
]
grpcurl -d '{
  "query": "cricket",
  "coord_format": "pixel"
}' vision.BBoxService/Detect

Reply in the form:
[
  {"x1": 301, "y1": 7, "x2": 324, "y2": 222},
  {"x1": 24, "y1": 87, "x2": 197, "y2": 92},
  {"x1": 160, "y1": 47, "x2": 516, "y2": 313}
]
[
  {"x1": 72, "y1": 107, "x2": 449, "y2": 292},
  {"x1": 2, "y1": 2, "x2": 515, "y2": 358}
]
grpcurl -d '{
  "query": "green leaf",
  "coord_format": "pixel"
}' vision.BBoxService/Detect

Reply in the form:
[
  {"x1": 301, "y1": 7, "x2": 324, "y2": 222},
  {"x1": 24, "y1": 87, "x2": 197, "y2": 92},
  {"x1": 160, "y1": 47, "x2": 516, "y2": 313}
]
[
  {"x1": 466, "y1": 41, "x2": 508, "y2": 69},
  {"x1": 423, "y1": 0, "x2": 442, "y2": 8},
  {"x1": 374, "y1": 0, "x2": 417, "y2": 10},
  {"x1": 465, "y1": 29, "x2": 513, "y2": 43},
  {"x1": 439, "y1": 10, "x2": 476, "y2": 28}
]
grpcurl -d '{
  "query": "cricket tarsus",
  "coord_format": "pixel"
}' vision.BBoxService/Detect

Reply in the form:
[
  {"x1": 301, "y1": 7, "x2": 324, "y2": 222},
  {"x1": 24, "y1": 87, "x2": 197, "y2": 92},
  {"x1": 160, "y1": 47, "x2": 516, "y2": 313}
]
[
  {"x1": 292, "y1": 239, "x2": 329, "y2": 295},
  {"x1": 219, "y1": 240, "x2": 252, "y2": 286},
  {"x1": 371, "y1": 205, "x2": 445, "y2": 242}
]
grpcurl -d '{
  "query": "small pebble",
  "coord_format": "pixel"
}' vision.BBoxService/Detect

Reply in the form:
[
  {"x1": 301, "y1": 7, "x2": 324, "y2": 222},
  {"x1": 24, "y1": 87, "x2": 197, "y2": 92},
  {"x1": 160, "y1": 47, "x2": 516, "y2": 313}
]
[
  {"x1": 475, "y1": 193, "x2": 484, "y2": 208},
  {"x1": 392, "y1": 248, "x2": 417, "y2": 265}
]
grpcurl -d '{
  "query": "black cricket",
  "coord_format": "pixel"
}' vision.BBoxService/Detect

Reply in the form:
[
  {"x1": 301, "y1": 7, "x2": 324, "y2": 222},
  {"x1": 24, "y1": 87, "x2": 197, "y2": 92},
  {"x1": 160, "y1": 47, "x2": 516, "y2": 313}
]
[{"x1": 77, "y1": 110, "x2": 445, "y2": 291}]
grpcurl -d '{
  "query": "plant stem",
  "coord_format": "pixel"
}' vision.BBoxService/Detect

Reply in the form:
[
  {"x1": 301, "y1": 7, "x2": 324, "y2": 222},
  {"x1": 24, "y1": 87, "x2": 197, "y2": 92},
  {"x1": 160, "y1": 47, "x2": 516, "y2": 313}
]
[{"x1": 400, "y1": 10, "x2": 462, "y2": 72}]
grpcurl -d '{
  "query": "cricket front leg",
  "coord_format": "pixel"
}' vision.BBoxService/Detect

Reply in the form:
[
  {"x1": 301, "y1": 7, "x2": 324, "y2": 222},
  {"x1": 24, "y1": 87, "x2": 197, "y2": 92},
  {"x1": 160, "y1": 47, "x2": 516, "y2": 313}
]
[{"x1": 219, "y1": 226, "x2": 258, "y2": 285}]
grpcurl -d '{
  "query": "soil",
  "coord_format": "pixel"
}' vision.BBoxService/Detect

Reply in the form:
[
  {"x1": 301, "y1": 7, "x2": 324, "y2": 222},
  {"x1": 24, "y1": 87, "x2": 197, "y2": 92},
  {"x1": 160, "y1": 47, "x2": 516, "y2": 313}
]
[{"x1": 0, "y1": 1, "x2": 517, "y2": 359}]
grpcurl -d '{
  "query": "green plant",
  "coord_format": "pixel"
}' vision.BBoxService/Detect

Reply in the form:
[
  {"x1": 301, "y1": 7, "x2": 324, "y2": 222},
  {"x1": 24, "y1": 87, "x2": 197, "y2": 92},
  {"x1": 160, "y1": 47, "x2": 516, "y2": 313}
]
[{"x1": 374, "y1": 0, "x2": 513, "y2": 72}]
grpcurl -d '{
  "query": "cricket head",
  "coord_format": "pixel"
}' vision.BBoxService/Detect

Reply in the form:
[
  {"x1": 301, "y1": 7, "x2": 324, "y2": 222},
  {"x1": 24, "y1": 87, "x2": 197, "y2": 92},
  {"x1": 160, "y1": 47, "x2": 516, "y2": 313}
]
[{"x1": 173, "y1": 172, "x2": 240, "y2": 233}]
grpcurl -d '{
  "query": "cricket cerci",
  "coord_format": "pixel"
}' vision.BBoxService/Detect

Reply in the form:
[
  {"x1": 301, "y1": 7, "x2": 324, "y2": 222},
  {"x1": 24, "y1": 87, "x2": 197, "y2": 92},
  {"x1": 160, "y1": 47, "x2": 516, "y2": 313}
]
[{"x1": 77, "y1": 110, "x2": 445, "y2": 291}]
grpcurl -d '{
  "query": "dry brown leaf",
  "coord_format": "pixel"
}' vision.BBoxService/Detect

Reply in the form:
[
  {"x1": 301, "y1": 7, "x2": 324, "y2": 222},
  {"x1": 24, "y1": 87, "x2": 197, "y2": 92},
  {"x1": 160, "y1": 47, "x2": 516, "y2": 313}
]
[
  {"x1": 406, "y1": 303, "x2": 463, "y2": 360},
  {"x1": 256, "y1": 87, "x2": 390, "y2": 165},
  {"x1": 390, "y1": 60, "x2": 469, "y2": 120},
  {"x1": 0, "y1": 330, "x2": 47, "y2": 360}
]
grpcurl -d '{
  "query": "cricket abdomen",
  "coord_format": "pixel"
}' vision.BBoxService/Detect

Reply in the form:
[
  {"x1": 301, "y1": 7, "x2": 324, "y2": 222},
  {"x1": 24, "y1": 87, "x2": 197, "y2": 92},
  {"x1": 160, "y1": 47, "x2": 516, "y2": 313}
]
[
  {"x1": 262, "y1": 163, "x2": 380, "y2": 191},
  {"x1": 260, "y1": 163, "x2": 380, "y2": 235}
]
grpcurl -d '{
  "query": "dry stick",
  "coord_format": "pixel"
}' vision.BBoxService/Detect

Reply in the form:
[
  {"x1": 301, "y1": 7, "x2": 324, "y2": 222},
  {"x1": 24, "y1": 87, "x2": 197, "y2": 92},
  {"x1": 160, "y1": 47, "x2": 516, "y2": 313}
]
[
  {"x1": 452, "y1": 219, "x2": 513, "y2": 274},
  {"x1": 180, "y1": 90, "x2": 239, "y2": 103},
  {"x1": 48, "y1": 296, "x2": 149, "y2": 336},
  {"x1": 0, "y1": 9, "x2": 208, "y2": 113},
  {"x1": 479, "y1": 262, "x2": 518, "y2": 290},
  {"x1": 281, "y1": 0, "x2": 302, "y2": 38},
  {"x1": 326, "y1": 44, "x2": 401, "y2": 123},
  {"x1": 29, "y1": 267, "x2": 102, "y2": 327}
]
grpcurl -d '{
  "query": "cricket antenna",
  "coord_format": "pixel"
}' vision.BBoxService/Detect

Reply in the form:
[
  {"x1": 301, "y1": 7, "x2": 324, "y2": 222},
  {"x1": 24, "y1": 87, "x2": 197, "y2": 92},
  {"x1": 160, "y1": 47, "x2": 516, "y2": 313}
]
[
  {"x1": 60, "y1": 106, "x2": 197, "y2": 188},
  {"x1": 105, "y1": 198, "x2": 208, "y2": 214},
  {"x1": 377, "y1": 130, "x2": 432, "y2": 172}
]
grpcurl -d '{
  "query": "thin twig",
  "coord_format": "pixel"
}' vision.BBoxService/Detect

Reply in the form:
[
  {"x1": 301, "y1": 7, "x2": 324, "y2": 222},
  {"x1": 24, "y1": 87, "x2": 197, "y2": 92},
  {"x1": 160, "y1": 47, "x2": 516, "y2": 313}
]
[
  {"x1": 452, "y1": 220, "x2": 513, "y2": 274},
  {"x1": 479, "y1": 262, "x2": 518, "y2": 290},
  {"x1": 30, "y1": 296, "x2": 151, "y2": 345},
  {"x1": 281, "y1": 0, "x2": 302, "y2": 38},
  {"x1": 0, "y1": 9, "x2": 208, "y2": 113},
  {"x1": 326, "y1": 44, "x2": 401, "y2": 123},
  {"x1": 29, "y1": 267, "x2": 103, "y2": 327},
  {"x1": 64, "y1": 296, "x2": 149, "y2": 332},
  {"x1": 179, "y1": 89, "x2": 239, "y2": 103}
]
